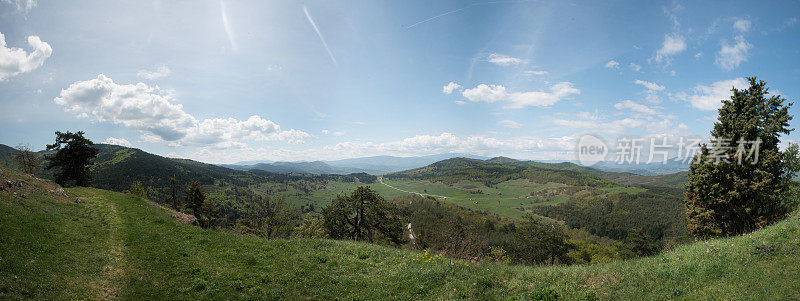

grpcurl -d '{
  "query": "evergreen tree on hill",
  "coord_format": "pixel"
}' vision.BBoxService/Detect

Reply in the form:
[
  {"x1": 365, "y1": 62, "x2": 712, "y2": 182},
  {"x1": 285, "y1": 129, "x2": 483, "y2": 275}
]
[
  {"x1": 686, "y1": 77, "x2": 797, "y2": 239},
  {"x1": 321, "y1": 186, "x2": 402, "y2": 245},
  {"x1": 45, "y1": 131, "x2": 99, "y2": 187}
]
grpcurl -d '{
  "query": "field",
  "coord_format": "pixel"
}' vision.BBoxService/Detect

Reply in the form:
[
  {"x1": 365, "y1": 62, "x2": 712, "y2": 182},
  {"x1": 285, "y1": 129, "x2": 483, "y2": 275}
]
[
  {"x1": 2, "y1": 169, "x2": 800, "y2": 299},
  {"x1": 247, "y1": 177, "x2": 646, "y2": 220}
]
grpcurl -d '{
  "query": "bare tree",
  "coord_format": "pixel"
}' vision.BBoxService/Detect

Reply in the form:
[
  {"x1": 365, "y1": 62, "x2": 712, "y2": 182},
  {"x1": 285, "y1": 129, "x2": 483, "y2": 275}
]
[{"x1": 13, "y1": 143, "x2": 40, "y2": 175}]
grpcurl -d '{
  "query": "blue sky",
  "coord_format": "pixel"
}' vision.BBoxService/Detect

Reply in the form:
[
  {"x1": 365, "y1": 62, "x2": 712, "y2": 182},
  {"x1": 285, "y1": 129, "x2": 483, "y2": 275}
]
[{"x1": 1, "y1": 0, "x2": 799, "y2": 164}]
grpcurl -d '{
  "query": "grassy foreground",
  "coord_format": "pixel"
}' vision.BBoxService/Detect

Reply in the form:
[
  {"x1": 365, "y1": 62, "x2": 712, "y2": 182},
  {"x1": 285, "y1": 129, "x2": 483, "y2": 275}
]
[{"x1": 1, "y1": 171, "x2": 799, "y2": 299}]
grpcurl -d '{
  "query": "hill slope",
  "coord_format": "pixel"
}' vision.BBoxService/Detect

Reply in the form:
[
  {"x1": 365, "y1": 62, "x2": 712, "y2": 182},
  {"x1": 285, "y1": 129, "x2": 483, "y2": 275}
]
[{"x1": 1, "y1": 167, "x2": 798, "y2": 299}]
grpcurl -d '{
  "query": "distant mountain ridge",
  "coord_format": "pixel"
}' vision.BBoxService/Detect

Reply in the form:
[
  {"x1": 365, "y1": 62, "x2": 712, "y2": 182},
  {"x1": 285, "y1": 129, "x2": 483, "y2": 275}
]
[
  {"x1": 227, "y1": 154, "x2": 688, "y2": 176},
  {"x1": 225, "y1": 153, "x2": 490, "y2": 175}
]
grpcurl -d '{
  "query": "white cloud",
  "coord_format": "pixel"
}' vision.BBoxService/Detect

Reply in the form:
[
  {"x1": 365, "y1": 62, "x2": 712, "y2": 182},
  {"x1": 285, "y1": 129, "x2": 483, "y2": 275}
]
[
  {"x1": 634, "y1": 79, "x2": 665, "y2": 91},
  {"x1": 103, "y1": 137, "x2": 132, "y2": 147},
  {"x1": 498, "y1": 119, "x2": 522, "y2": 128},
  {"x1": 0, "y1": 32, "x2": 52, "y2": 81},
  {"x1": 645, "y1": 93, "x2": 662, "y2": 104},
  {"x1": 488, "y1": 53, "x2": 524, "y2": 66},
  {"x1": 576, "y1": 111, "x2": 599, "y2": 120},
  {"x1": 462, "y1": 82, "x2": 579, "y2": 109},
  {"x1": 137, "y1": 65, "x2": 171, "y2": 80},
  {"x1": 733, "y1": 18, "x2": 751, "y2": 33},
  {"x1": 2, "y1": 0, "x2": 36, "y2": 14},
  {"x1": 506, "y1": 82, "x2": 580, "y2": 108},
  {"x1": 614, "y1": 99, "x2": 658, "y2": 115},
  {"x1": 442, "y1": 81, "x2": 462, "y2": 94},
  {"x1": 682, "y1": 78, "x2": 749, "y2": 110},
  {"x1": 462, "y1": 84, "x2": 507, "y2": 103},
  {"x1": 605, "y1": 60, "x2": 620, "y2": 69},
  {"x1": 523, "y1": 70, "x2": 548, "y2": 76},
  {"x1": 655, "y1": 33, "x2": 686, "y2": 64},
  {"x1": 54, "y1": 74, "x2": 309, "y2": 147},
  {"x1": 553, "y1": 117, "x2": 646, "y2": 135},
  {"x1": 321, "y1": 129, "x2": 330, "y2": 135},
  {"x1": 715, "y1": 35, "x2": 752, "y2": 70},
  {"x1": 181, "y1": 132, "x2": 582, "y2": 163},
  {"x1": 629, "y1": 63, "x2": 642, "y2": 72}
]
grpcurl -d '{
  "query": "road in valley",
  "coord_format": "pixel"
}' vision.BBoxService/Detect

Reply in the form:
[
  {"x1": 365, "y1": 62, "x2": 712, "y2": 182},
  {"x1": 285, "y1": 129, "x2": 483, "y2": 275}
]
[{"x1": 378, "y1": 177, "x2": 448, "y2": 199}]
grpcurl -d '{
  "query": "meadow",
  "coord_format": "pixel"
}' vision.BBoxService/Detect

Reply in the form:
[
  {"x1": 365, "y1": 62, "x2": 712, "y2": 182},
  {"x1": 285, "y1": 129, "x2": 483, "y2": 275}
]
[{"x1": 2, "y1": 169, "x2": 799, "y2": 299}]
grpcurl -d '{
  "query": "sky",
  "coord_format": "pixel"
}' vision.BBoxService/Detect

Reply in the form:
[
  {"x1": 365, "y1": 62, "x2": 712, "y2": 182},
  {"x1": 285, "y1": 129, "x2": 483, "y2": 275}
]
[{"x1": 1, "y1": 0, "x2": 799, "y2": 164}]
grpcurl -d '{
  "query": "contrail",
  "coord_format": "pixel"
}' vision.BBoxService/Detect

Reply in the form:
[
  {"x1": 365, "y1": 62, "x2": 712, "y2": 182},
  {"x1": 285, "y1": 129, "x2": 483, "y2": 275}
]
[
  {"x1": 220, "y1": 0, "x2": 237, "y2": 52},
  {"x1": 303, "y1": 5, "x2": 338, "y2": 67},
  {"x1": 405, "y1": 1, "x2": 526, "y2": 29},
  {"x1": 405, "y1": 5, "x2": 474, "y2": 29}
]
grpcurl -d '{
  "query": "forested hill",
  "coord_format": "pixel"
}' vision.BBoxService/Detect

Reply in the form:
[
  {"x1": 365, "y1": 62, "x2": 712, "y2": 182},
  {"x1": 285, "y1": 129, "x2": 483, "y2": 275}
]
[
  {"x1": 0, "y1": 143, "x2": 374, "y2": 196},
  {"x1": 385, "y1": 156, "x2": 687, "y2": 188}
]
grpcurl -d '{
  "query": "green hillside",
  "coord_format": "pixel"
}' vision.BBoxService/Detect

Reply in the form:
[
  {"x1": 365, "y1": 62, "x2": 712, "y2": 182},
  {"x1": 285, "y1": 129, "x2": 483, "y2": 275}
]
[{"x1": 2, "y1": 167, "x2": 799, "y2": 299}]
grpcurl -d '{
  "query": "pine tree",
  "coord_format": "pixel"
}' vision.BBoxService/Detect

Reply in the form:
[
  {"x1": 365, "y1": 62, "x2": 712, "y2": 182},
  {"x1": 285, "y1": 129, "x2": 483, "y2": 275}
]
[
  {"x1": 321, "y1": 186, "x2": 402, "y2": 244},
  {"x1": 184, "y1": 181, "x2": 206, "y2": 217},
  {"x1": 45, "y1": 131, "x2": 99, "y2": 187},
  {"x1": 685, "y1": 77, "x2": 795, "y2": 239},
  {"x1": 184, "y1": 181, "x2": 218, "y2": 228}
]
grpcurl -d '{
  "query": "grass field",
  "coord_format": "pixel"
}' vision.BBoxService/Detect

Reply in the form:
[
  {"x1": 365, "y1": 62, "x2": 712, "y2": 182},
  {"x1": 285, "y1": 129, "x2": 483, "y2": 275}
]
[
  {"x1": 2, "y1": 168, "x2": 800, "y2": 299},
  {"x1": 251, "y1": 178, "x2": 646, "y2": 220}
]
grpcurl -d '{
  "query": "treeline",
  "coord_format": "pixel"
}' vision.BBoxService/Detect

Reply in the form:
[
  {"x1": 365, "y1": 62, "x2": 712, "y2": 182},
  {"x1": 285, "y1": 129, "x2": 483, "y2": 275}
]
[
  {"x1": 534, "y1": 186, "x2": 689, "y2": 253},
  {"x1": 396, "y1": 195, "x2": 574, "y2": 264}
]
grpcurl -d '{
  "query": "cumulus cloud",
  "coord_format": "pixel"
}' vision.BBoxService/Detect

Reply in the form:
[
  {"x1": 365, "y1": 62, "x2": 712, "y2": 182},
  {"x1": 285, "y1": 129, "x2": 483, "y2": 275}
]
[
  {"x1": 655, "y1": 33, "x2": 686, "y2": 64},
  {"x1": 629, "y1": 63, "x2": 642, "y2": 72},
  {"x1": 715, "y1": 36, "x2": 752, "y2": 70},
  {"x1": 2, "y1": 0, "x2": 36, "y2": 14},
  {"x1": 54, "y1": 74, "x2": 309, "y2": 147},
  {"x1": 103, "y1": 137, "x2": 132, "y2": 147},
  {"x1": 634, "y1": 79, "x2": 665, "y2": 92},
  {"x1": 0, "y1": 32, "x2": 52, "y2": 81},
  {"x1": 442, "y1": 81, "x2": 462, "y2": 94},
  {"x1": 488, "y1": 53, "x2": 524, "y2": 66},
  {"x1": 681, "y1": 78, "x2": 749, "y2": 110},
  {"x1": 605, "y1": 60, "x2": 620, "y2": 69},
  {"x1": 498, "y1": 119, "x2": 522, "y2": 128},
  {"x1": 462, "y1": 84, "x2": 507, "y2": 103},
  {"x1": 733, "y1": 18, "x2": 751, "y2": 33},
  {"x1": 137, "y1": 65, "x2": 171, "y2": 80},
  {"x1": 461, "y1": 82, "x2": 579, "y2": 109},
  {"x1": 614, "y1": 99, "x2": 658, "y2": 115}
]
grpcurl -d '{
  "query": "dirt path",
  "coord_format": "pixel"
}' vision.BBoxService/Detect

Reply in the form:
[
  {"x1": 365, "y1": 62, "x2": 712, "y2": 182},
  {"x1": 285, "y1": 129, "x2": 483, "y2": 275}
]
[
  {"x1": 378, "y1": 177, "x2": 448, "y2": 199},
  {"x1": 83, "y1": 196, "x2": 127, "y2": 300}
]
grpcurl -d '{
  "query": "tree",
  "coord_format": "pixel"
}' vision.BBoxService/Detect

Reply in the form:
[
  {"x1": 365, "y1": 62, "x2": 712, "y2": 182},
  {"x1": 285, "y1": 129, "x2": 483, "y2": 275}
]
[
  {"x1": 168, "y1": 177, "x2": 180, "y2": 210},
  {"x1": 129, "y1": 181, "x2": 148, "y2": 199},
  {"x1": 504, "y1": 216, "x2": 573, "y2": 265},
  {"x1": 45, "y1": 131, "x2": 99, "y2": 187},
  {"x1": 237, "y1": 197, "x2": 299, "y2": 239},
  {"x1": 293, "y1": 214, "x2": 328, "y2": 238},
  {"x1": 13, "y1": 143, "x2": 40, "y2": 175},
  {"x1": 686, "y1": 77, "x2": 796, "y2": 239},
  {"x1": 321, "y1": 186, "x2": 402, "y2": 244},
  {"x1": 184, "y1": 181, "x2": 218, "y2": 228}
]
